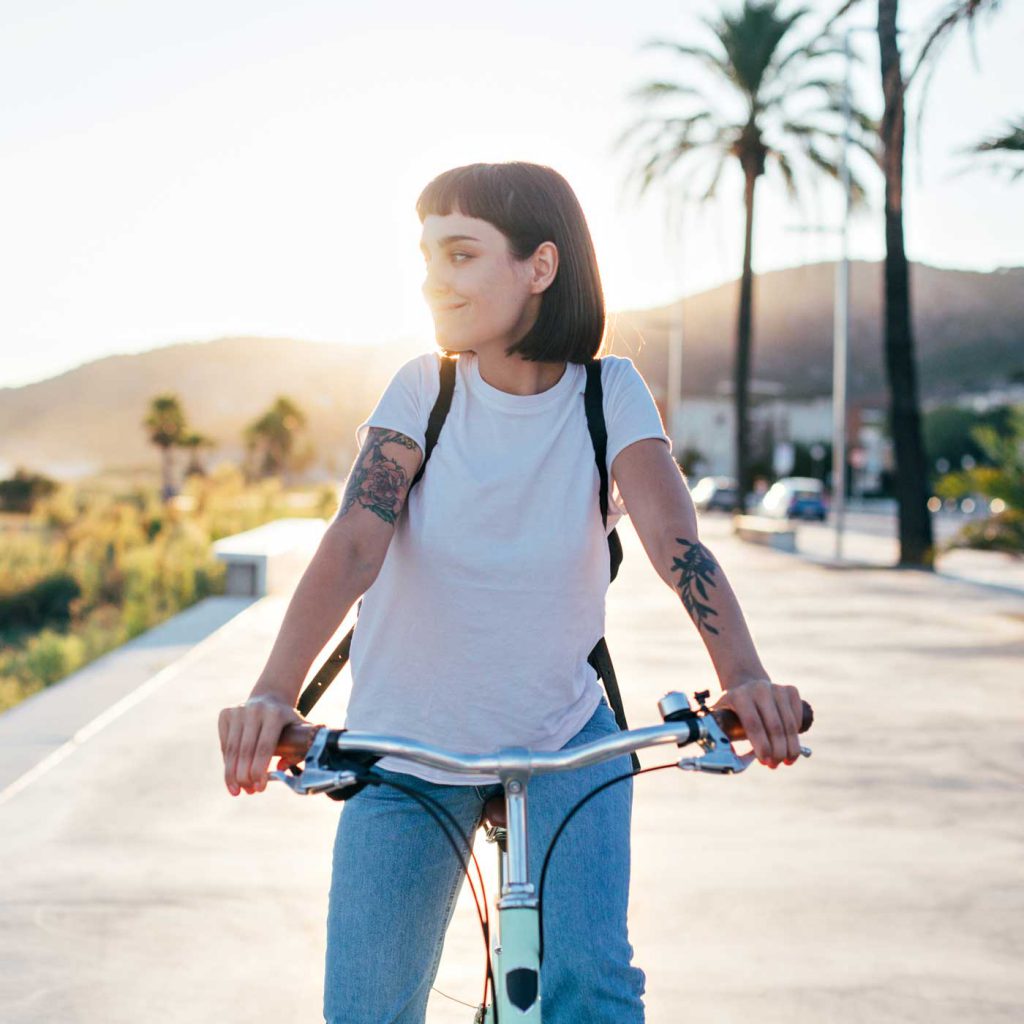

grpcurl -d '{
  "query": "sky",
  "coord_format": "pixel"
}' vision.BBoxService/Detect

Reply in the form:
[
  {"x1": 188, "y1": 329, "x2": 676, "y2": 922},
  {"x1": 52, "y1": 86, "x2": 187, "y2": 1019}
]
[{"x1": 1, "y1": 0, "x2": 1021, "y2": 389}]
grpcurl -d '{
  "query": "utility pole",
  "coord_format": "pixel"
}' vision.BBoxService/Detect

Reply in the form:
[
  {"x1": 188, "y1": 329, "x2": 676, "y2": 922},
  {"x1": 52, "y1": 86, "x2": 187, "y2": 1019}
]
[
  {"x1": 785, "y1": 25, "x2": 867, "y2": 562},
  {"x1": 664, "y1": 190, "x2": 687, "y2": 454},
  {"x1": 832, "y1": 28, "x2": 853, "y2": 561}
]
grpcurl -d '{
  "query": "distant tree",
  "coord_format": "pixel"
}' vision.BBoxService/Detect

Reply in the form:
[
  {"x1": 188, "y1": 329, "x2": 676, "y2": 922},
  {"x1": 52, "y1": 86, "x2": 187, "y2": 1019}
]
[
  {"x1": 936, "y1": 406, "x2": 1024, "y2": 554},
  {"x1": 243, "y1": 397, "x2": 309, "y2": 482},
  {"x1": 618, "y1": 0, "x2": 874, "y2": 509},
  {"x1": 0, "y1": 468, "x2": 58, "y2": 513},
  {"x1": 179, "y1": 431, "x2": 217, "y2": 478},
  {"x1": 923, "y1": 404, "x2": 1014, "y2": 474},
  {"x1": 143, "y1": 394, "x2": 189, "y2": 502}
]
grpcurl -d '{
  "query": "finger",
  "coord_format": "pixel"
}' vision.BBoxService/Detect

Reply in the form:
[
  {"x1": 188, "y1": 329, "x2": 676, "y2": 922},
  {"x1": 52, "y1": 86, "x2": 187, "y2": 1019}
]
[
  {"x1": 726, "y1": 690, "x2": 772, "y2": 765},
  {"x1": 779, "y1": 686, "x2": 802, "y2": 764},
  {"x1": 752, "y1": 686, "x2": 788, "y2": 767},
  {"x1": 234, "y1": 713, "x2": 264, "y2": 793},
  {"x1": 217, "y1": 708, "x2": 229, "y2": 757},
  {"x1": 222, "y1": 711, "x2": 245, "y2": 795},
  {"x1": 251, "y1": 715, "x2": 284, "y2": 793}
]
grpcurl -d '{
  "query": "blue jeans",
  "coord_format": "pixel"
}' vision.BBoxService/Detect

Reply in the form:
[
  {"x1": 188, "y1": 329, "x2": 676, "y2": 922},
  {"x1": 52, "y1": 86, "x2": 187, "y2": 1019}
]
[{"x1": 323, "y1": 696, "x2": 647, "y2": 1023}]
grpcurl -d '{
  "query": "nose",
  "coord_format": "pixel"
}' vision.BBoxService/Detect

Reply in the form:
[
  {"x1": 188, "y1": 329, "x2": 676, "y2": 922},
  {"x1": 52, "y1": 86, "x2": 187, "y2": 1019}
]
[{"x1": 421, "y1": 259, "x2": 452, "y2": 300}]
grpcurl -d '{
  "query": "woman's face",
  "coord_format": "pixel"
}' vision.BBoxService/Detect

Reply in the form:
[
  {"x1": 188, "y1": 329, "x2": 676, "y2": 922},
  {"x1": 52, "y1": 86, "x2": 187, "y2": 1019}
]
[{"x1": 419, "y1": 209, "x2": 557, "y2": 355}]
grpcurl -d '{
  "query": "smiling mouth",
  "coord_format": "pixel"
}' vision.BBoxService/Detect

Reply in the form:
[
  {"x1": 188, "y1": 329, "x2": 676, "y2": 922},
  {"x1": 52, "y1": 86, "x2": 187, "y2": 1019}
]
[{"x1": 436, "y1": 303, "x2": 467, "y2": 313}]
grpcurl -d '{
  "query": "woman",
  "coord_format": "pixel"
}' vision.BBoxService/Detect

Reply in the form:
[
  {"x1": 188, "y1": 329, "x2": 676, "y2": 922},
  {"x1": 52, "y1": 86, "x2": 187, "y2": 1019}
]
[{"x1": 218, "y1": 161, "x2": 804, "y2": 1023}]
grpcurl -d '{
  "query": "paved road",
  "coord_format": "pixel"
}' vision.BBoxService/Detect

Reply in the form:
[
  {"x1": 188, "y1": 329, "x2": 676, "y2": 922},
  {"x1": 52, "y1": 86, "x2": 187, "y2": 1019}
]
[{"x1": 1, "y1": 516, "x2": 1021, "y2": 1022}]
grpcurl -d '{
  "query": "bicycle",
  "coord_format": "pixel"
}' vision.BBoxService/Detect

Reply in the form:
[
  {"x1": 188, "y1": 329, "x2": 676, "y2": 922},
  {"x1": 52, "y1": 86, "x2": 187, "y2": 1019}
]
[{"x1": 270, "y1": 690, "x2": 813, "y2": 1023}]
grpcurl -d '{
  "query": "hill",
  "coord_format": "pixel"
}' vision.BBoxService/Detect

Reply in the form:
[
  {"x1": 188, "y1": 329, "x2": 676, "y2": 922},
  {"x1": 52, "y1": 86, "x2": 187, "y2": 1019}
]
[
  {"x1": 1, "y1": 261, "x2": 1020, "y2": 480},
  {"x1": 610, "y1": 260, "x2": 1024, "y2": 405},
  {"x1": 0, "y1": 336, "x2": 421, "y2": 481}
]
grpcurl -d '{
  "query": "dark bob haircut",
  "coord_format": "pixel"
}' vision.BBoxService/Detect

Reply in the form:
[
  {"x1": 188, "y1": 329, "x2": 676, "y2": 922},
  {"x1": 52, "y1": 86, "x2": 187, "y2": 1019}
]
[{"x1": 415, "y1": 162, "x2": 606, "y2": 364}]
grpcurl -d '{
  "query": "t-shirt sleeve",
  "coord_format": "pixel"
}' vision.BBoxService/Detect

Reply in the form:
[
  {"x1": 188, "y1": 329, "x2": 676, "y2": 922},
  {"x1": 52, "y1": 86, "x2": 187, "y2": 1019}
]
[
  {"x1": 602, "y1": 356, "x2": 673, "y2": 482},
  {"x1": 354, "y1": 352, "x2": 440, "y2": 455}
]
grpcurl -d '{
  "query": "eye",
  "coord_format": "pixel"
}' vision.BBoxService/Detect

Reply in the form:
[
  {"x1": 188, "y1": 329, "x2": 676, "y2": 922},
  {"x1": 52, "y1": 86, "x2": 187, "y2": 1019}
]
[{"x1": 451, "y1": 252, "x2": 471, "y2": 263}]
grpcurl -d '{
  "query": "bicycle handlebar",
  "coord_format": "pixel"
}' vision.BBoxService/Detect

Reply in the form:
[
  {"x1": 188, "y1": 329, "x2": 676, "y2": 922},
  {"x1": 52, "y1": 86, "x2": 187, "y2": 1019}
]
[{"x1": 274, "y1": 697, "x2": 814, "y2": 775}]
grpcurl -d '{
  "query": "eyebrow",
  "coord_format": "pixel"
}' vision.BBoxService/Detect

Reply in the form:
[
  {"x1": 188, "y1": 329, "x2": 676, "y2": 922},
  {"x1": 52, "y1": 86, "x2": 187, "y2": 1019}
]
[{"x1": 419, "y1": 234, "x2": 481, "y2": 251}]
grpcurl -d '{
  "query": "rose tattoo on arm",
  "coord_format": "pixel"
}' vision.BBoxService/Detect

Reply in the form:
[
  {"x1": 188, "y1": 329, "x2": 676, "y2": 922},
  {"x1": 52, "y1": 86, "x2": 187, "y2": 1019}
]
[
  {"x1": 670, "y1": 538, "x2": 721, "y2": 636},
  {"x1": 340, "y1": 428, "x2": 420, "y2": 525}
]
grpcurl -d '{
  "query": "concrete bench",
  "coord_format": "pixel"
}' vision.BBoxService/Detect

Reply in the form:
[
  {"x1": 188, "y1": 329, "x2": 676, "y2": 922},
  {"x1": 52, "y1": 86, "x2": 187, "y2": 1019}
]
[
  {"x1": 212, "y1": 518, "x2": 327, "y2": 597},
  {"x1": 733, "y1": 514, "x2": 797, "y2": 553}
]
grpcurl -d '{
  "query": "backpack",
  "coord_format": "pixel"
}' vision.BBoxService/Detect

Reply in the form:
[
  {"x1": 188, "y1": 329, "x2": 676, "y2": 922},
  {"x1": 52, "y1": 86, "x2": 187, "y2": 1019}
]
[{"x1": 297, "y1": 354, "x2": 641, "y2": 773}]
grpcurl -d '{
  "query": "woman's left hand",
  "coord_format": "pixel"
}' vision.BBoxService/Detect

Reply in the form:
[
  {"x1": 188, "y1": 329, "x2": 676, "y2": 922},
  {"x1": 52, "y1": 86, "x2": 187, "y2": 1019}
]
[{"x1": 712, "y1": 678, "x2": 803, "y2": 768}]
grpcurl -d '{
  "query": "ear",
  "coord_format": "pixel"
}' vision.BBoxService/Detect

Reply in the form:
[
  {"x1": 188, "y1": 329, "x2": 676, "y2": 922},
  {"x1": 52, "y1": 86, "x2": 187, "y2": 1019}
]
[{"x1": 528, "y1": 241, "x2": 559, "y2": 294}]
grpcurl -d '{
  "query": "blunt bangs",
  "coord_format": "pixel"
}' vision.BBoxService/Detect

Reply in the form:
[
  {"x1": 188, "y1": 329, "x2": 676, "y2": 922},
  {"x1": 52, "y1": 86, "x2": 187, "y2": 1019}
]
[{"x1": 415, "y1": 162, "x2": 606, "y2": 363}]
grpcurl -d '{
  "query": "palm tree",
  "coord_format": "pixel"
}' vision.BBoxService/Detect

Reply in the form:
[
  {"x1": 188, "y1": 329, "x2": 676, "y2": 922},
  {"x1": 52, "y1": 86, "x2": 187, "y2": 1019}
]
[
  {"x1": 243, "y1": 396, "x2": 308, "y2": 483},
  {"x1": 143, "y1": 394, "x2": 188, "y2": 502},
  {"x1": 179, "y1": 431, "x2": 217, "y2": 478},
  {"x1": 865, "y1": 0, "x2": 1003, "y2": 567},
  {"x1": 617, "y1": 0, "x2": 875, "y2": 509},
  {"x1": 870, "y1": 0, "x2": 937, "y2": 566}
]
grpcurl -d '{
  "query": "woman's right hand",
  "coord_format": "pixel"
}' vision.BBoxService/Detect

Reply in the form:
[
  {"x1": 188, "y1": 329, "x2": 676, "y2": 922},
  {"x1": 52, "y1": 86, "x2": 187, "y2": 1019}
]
[{"x1": 218, "y1": 693, "x2": 312, "y2": 796}]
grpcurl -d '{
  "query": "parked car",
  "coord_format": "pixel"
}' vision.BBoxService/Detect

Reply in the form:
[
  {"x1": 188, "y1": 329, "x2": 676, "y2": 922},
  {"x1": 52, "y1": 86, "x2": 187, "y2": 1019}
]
[
  {"x1": 759, "y1": 477, "x2": 828, "y2": 521},
  {"x1": 689, "y1": 476, "x2": 740, "y2": 512}
]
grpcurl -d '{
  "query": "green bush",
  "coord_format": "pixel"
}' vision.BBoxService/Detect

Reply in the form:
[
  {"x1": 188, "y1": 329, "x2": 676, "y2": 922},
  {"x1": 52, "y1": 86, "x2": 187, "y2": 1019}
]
[
  {"x1": 937, "y1": 406, "x2": 1024, "y2": 555},
  {"x1": 0, "y1": 465, "x2": 330, "y2": 713},
  {"x1": 0, "y1": 468, "x2": 59, "y2": 513},
  {"x1": 0, "y1": 572, "x2": 81, "y2": 632}
]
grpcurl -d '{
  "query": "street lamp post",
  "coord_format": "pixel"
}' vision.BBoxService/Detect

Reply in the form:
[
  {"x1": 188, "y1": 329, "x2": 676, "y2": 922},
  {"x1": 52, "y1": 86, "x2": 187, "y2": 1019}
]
[
  {"x1": 785, "y1": 26, "x2": 866, "y2": 562},
  {"x1": 832, "y1": 29, "x2": 853, "y2": 562}
]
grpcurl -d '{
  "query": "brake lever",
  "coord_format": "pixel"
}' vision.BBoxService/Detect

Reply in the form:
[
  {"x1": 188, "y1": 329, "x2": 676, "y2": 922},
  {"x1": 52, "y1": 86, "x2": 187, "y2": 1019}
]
[
  {"x1": 678, "y1": 709, "x2": 812, "y2": 774},
  {"x1": 267, "y1": 727, "x2": 363, "y2": 795}
]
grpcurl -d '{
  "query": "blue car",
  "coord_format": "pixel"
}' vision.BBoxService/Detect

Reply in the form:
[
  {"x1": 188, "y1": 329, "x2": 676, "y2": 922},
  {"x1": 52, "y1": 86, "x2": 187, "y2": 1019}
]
[{"x1": 759, "y1": 477, "x2": 828, "y2": 521}]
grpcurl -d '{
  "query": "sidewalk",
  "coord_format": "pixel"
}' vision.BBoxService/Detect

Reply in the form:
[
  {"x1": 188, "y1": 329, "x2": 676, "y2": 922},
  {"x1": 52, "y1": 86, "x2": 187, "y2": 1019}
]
[
  {"x1": 792, "y1": 516, "x2": 1024, "y2": 595},
  {"x1": 0, "y1": 517, "x2": 1021, "y2": 1022}
]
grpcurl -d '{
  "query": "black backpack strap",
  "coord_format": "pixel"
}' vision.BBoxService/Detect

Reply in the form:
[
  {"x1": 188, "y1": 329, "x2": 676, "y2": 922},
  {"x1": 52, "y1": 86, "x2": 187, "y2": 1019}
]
[
  {"x1": 583, "y1": 360, "x2": 623, "y2": 582},
  {"x1": 588, "y1": 638, "x2": 641, "y2": 773},
  {"x1": 297, "y1": 622, "x2": 356, "y2": 717},
  {"x1": 297, "y1": 353, "x2": 457, "y2": 717},
  {"x1": 584, "y1": 359, "x2": 637, "y2": 771},
  {"x1": 411, "y1": 354, "x2": 457, "y2": 488}
]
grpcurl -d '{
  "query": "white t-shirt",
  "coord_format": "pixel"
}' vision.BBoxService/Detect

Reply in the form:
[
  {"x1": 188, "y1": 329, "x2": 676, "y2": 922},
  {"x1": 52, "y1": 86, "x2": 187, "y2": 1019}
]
[{"x1": 342, "y1": 349, "x2": 672, "y2": 784}]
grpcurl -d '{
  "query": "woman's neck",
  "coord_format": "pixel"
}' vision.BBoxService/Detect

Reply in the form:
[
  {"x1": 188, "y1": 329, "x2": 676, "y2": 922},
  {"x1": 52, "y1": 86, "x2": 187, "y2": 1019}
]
[{"x1": 472, "y1": 350, "x2": 567, "y2": 397}]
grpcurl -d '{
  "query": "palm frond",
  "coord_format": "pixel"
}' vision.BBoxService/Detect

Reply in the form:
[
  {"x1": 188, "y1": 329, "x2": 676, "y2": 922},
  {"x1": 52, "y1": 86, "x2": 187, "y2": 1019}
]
[
  {"x1": 818, "y1": 0, "x2": 869, "y2": 38},
  {"x1": 768, "y1": 39, "x2": 855, "y2": 83},
  {"x1": 758, "y1": 76, "x2": 845, "y2": 112},
  {"x1": 908, "y1": 0, "x2": 1004, "y2": 88},
  {"x1": 697, "y1": 145, "x2": 733, "y2": 203},
  {"x1": 641, "y1": 39, "x2": 733, "y2": 82},
  {"x1": 965, "y1": 116, "x2": 1024, "y2": 154},
  {"x1": 628, "y1": 80, "x2": 708, "y2": 104},
  {"x1": 950, "y1": 116, "x2": 1024, "y2": 183},
  {"x1": 770, "y1": 148, "x2": 800, "y2": 202}
]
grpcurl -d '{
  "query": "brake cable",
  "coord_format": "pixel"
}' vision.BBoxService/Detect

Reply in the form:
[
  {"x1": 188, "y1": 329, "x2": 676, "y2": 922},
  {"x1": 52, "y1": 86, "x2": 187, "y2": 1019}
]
[{"x1": 355, "y1": 773, "x2": 499, "y2": 1017}]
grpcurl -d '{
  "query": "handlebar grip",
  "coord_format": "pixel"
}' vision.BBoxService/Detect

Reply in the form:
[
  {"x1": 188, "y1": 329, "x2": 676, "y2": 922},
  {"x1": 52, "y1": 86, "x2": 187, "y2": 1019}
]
[
  {"x1": 276, "y1": 722, "x2": 322, "y2": 763},
  {"x1": 714, "y1": 699, "x2": 813, "y2": 742}
]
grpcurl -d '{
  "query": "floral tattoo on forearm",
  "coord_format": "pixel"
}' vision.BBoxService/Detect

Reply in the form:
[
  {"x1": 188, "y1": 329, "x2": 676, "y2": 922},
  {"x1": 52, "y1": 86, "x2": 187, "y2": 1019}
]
[
  {"x1": 670, "y1": 538, "x2": 721, "y2": 636},
  {"x1": 340, "y1": 428, "x2": 419, "y2": 525}
]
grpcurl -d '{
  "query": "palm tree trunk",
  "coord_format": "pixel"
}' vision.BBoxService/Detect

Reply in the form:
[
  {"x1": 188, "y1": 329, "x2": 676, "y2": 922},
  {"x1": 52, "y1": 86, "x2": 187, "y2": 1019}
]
[
  {"x1": 161, "y1": 445, "x2": 175, "y2": 502},
  {"x1": 878, "y1": 0, "x2": 935, "y2": 567},
  {"x1": 733, "y1": 164, "x2": 758, "y2": 511}
]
